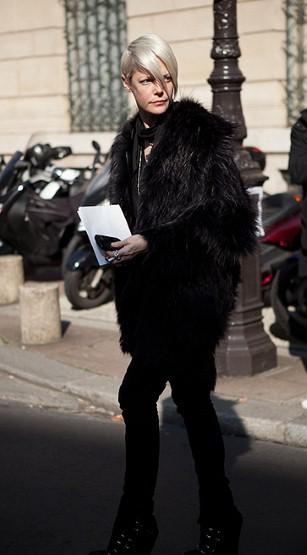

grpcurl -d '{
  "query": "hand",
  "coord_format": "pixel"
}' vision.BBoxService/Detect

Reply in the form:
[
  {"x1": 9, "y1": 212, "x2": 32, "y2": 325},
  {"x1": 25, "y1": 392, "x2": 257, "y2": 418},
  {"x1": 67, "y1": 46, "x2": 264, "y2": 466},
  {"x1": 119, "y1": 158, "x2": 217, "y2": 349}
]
[{"x1": 105, "y1": 234, "x2": 148, "y2": 263}]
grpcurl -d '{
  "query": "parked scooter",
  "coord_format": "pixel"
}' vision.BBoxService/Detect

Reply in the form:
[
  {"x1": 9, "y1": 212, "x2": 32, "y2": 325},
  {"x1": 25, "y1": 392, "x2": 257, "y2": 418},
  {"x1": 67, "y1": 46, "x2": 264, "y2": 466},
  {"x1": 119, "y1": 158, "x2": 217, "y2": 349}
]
[
  {"x1": 267, "y1": 195, "x2": 307, "y2": 340},
  {"x1": 0, "y1": 141, "x2": 104, "y2": 274},
  {"x1": 261, "y1": 191, "x2": 302, "y2": 304},
  {"x1": 63, "y1": 160, "x2": 113, "y2": 309}
]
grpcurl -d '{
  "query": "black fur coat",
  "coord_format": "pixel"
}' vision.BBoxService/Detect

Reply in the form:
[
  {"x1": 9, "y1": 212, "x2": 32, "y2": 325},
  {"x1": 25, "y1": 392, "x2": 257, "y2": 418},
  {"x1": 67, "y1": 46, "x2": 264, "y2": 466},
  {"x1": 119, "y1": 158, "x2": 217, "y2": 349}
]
[{"x1": 109, "y1": 98, "x2": 257, "y2": 385}]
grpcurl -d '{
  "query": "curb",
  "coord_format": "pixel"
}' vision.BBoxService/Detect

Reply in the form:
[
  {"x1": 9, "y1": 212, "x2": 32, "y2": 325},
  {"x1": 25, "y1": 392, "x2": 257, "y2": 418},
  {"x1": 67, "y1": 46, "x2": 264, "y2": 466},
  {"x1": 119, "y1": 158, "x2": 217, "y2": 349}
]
[{"x1": 0, "y1": 345, "x2": 307, "y2": 449}]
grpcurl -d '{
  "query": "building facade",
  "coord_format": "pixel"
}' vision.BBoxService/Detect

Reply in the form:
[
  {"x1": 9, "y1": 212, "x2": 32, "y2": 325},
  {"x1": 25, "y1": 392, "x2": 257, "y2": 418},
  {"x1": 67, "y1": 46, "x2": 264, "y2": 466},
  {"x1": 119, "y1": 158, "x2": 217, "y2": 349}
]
[{"x1": 0, "y1": 0, "x2": 306, "y2": 191}]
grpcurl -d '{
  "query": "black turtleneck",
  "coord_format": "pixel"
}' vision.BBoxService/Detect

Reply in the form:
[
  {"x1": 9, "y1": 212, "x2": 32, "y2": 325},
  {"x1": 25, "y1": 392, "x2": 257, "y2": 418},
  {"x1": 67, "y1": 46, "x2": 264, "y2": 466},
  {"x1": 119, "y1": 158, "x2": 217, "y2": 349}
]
[{"x1": 130, "y1": 105, "x2": 173, "y2": 219}]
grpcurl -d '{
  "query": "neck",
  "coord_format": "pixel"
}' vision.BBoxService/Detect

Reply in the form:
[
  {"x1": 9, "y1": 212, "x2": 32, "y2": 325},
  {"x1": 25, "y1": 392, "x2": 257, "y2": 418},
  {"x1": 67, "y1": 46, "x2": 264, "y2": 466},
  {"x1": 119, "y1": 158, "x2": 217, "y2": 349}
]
[{"x1": 138, "y1": 109, "x2": 157, "y2": 128}]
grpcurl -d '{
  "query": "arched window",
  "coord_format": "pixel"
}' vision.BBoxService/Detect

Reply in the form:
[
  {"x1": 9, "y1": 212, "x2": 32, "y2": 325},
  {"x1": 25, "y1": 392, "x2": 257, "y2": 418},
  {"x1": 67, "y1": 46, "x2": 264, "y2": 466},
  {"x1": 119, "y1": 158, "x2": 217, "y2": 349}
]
[
  {"x1": 64, "y1": 0, "x2": 128, "y2": 131},
  {"x1": 286, "y1": 0, "x2": 307, "y2": 124}
]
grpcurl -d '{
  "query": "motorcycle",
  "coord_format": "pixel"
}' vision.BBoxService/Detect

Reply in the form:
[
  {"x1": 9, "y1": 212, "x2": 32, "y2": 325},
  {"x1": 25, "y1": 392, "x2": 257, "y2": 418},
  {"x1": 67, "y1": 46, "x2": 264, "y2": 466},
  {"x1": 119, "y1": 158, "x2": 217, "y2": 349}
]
[
  {"x1": 63, "y1": 159, "x2": 113, "y2": 309},
  {"x1": 267, "y1": 196, "x2": 307, "y2": 340},
  {"x1": 0, "y1": 141, "x2": 104, "y2": 275},
  {"x1": 261, "y1": 190, "x2": 302, "y2": 305}
]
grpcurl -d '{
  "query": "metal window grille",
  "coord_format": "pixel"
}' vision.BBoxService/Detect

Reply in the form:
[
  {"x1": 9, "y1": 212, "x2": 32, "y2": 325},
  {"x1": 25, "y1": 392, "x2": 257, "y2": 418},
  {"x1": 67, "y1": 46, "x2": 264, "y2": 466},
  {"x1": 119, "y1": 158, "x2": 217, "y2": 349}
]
[
  {"x1": 285, "y1": 0, "x2": 307, "y2": 125},
  {"x1": 64, "y1": 0, "x2": 128, "y2": 132}
]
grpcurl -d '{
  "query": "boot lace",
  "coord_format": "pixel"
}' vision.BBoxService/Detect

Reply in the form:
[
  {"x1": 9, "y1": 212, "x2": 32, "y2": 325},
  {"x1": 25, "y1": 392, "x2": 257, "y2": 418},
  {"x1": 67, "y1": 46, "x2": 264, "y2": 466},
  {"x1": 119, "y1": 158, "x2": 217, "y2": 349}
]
[{"x1": 198, "y1": 527, "x2": 224, "y2": 554}]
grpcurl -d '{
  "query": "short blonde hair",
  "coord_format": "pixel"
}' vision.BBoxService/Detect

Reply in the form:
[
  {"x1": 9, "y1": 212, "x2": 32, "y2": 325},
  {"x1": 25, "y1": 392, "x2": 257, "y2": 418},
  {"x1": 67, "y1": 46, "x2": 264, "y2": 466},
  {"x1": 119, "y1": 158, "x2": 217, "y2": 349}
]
[{"x1": 121, "y1": 34, "x2": 178, "y2": 96}]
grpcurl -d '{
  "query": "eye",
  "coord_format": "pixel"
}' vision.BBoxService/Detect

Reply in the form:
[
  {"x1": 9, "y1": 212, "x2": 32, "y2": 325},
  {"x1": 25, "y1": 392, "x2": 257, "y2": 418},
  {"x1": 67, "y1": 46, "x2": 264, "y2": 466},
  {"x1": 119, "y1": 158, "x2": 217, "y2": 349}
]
[
  {"x1": 164, "y1": 74, "x2": 171, "y2": 82},
  {"x1": 140, "y1": 78, "x2": 151, "y2": 85}
]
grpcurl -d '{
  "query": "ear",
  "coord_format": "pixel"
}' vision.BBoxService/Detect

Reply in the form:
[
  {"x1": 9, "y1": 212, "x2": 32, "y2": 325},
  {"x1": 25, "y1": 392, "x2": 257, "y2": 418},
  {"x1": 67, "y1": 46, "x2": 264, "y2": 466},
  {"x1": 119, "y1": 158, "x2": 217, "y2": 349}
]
[{"x1": 121, "y1": 74, "x2": 131, "y2": 92}]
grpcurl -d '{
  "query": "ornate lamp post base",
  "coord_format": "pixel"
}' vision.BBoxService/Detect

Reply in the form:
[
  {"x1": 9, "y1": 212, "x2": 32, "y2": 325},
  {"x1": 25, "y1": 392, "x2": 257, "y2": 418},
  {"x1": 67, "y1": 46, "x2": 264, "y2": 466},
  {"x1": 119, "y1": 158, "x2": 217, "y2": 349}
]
[
  {"x1": 216, "y1": 257, "x2": 277, "y2": 376},
  {"x1": 209, "y1": 0, "x2": 277, "y2": 375}
]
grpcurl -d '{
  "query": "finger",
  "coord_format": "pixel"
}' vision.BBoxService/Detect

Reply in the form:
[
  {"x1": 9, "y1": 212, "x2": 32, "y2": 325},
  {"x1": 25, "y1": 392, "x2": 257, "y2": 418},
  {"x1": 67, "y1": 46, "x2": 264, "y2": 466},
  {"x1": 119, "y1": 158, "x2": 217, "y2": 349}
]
[
  {"x1": 116, "y1": 246, "x2": 131, "y2": 257},
  {"x1": 111, "y1": 240, "x2": 125, "y2": 248}
]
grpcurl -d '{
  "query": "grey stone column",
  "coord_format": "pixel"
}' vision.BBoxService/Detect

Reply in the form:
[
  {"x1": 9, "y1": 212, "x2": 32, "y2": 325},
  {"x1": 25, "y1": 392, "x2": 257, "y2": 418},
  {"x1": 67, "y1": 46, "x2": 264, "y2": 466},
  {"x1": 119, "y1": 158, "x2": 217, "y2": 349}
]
[
  {"x1": 19, "y1": 283, "x2": 62, "y2": 345},
  {"x1": 0, "y1": 255, "x2": 24, "y2": 305}
]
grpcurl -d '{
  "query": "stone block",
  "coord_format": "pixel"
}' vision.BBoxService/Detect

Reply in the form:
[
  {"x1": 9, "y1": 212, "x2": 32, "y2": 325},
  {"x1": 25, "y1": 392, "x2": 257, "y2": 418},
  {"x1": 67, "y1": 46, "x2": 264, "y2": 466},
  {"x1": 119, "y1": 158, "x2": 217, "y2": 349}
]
[
  {"x1": 18, "y1": 56, "x2": 68, "y2": 96},
  {"x1": 0, "y1": 29, "x2": 66, "y2": 61},
  {"x1": 0, "y1": 61, "x2": 18, "y2": 97},
  {"x1": 33, "y1": 28, "x2": 66, "y2": 57},
  {"x1": 245, "y1": 104, "x2": 287, "y2": 129},
  {"x1": 127, "y1": 0, "x2": 211, "y2": 17},
  {"x1": 241, "y1": 81, "x2": 287, "y2": 128},
  {"x1": 19, "y1": 283, "x2": 62, "y2": 345},
  {"x1": 0, "y1": 2, "x2": 16, "y2": 34},
  {"x1": 0, "y1": 32, "x2": 34, "y2": 60},
  {"x1": 238, "y1": 0, "x2": 285, "y2": 33},
  {"x1": 0, "y1": 255, "x2": 24, "y2": 305},
  {"x1": 0, "y1": 96, "x2": 70, "y2": 133},
  {"x1": 172, "y1": 39, "x2": 212, "y2": 82},
  {"x1": 240, "y1": 33, "x2": 285, "y2": 81},
  {"x1": 1, "y1": 0, "x2": 65, "y2": 34},
  {"x1": 128, "y1": 5, "x2": 212, "y2": 42}
]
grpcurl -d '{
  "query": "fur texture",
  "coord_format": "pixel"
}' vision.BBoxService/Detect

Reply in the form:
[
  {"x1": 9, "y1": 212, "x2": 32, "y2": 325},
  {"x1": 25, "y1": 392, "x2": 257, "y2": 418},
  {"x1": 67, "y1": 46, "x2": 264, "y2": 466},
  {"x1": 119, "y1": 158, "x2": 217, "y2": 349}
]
[{"x1": 108, "y1": 99, "x2": 257, "y2": 387}]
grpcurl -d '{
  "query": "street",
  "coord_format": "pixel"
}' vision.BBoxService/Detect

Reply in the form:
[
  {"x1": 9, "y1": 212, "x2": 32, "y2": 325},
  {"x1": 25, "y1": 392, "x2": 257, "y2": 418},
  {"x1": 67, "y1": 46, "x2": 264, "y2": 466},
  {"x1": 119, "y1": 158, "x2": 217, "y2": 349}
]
[{"x1": 0, "y1": 402, "x2": 306, "y2": 555}]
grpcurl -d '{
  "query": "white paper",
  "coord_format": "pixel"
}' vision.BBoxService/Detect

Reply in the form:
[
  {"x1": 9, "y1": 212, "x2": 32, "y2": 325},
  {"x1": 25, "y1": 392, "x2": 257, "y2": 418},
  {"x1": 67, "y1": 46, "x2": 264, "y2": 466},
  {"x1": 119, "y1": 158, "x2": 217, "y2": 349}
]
[
  {"x1": 248, "y1": 186, "x2": 264, "y2": 237},
  {"x1": 78, "y1": 204, "x2": 131, "y2": 266}
]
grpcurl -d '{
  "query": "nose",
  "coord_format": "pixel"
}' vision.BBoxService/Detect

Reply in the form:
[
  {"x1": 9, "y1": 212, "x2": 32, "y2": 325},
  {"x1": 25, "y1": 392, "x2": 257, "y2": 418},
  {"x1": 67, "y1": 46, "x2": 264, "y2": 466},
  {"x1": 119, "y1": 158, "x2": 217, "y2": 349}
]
[{"x1": 153, "y1": 81, "x2": 164, "y2": 96}]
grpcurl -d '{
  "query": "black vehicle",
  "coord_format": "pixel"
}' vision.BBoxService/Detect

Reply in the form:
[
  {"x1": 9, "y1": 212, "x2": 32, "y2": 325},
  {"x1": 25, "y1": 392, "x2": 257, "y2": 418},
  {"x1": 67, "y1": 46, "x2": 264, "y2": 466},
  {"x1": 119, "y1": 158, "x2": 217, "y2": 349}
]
[
  {"x1": 63, "y1": 160, "x2": 113, "y2": 308},
  {"x1": 0, "y1": 141, "x2": 104, "y2": 275},
  {"x1": 260, "y1": 190, "x2": 302, "y2": 304},
  {"x1": 266, "y1": 198, "x2": 307, "y2": 340}
]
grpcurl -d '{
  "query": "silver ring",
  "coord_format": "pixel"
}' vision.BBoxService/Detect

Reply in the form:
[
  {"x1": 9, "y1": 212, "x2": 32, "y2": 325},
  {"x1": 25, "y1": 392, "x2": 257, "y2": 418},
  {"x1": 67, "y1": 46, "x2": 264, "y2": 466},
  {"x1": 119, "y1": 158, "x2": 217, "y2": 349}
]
[{"x1": 113, "y1": 250, "x2": 119, "y2": 257}]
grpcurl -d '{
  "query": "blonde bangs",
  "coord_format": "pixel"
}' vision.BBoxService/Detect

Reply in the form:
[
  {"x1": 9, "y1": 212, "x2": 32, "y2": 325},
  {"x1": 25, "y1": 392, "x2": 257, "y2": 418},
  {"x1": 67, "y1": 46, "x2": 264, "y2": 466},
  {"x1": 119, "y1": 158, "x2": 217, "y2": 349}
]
[{"x1": 121, "y1": 34, "x2": 178, "y2": 96}]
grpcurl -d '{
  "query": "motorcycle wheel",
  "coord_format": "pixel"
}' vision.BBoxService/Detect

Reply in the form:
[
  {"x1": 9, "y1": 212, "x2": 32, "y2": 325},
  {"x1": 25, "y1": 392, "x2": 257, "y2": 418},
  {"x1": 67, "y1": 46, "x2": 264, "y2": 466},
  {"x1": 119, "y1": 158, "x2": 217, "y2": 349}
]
[
  {"x1": 270, "y1": 257, "x2": 307, "y2": 340},
  {"x1": 64, "y1": 266, "x2": 113, "y2": 309}
]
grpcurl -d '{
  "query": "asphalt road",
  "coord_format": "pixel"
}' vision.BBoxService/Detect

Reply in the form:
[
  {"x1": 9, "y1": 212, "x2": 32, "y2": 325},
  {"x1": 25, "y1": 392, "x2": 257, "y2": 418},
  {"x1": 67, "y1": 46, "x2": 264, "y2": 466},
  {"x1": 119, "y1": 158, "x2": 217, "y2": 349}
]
[{"x1": 0, "y1": 402, "x2": 306, "y2": 555}]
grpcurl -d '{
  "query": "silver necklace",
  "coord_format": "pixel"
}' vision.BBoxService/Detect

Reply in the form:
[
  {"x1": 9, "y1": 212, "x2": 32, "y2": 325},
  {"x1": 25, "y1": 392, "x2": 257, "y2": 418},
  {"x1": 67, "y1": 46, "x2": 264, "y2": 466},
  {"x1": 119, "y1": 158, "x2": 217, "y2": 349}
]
[{"x1": 137, "y1": 148, "x2": 142, "y2": 196}]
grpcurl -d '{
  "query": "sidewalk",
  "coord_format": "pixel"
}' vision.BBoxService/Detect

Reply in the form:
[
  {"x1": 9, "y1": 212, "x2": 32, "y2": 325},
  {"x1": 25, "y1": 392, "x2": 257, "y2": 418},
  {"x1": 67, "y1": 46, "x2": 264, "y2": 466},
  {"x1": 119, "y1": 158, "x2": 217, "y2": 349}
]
[{"x1": 0, "y1": 288, "x2": 307, "y2": 448}]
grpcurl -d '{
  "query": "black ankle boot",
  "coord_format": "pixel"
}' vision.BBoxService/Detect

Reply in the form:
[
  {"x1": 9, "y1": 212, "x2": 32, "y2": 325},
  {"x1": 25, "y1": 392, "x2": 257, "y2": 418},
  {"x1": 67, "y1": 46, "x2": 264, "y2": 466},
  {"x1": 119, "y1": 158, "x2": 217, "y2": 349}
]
[
  {"x1": 88, "y1": 514, "x2": 158, "y2": 555},
  {"x1": 184, "y1": 509, "x2": 243, "y2": 555}
]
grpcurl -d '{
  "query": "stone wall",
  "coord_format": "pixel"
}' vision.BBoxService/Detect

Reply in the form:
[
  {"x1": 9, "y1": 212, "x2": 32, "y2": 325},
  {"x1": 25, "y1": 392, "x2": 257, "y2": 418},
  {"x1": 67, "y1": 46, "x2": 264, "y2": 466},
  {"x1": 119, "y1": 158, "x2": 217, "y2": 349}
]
[
  {"x1": 0, "y1": 0, "x2": 69, "y2": 152},
  {"x1": 127, "y1": 0, "x2": 287, "y2": 129},
  {"x1": 0, "y1": 0, "x2": 292, "y2": 191},
  {"x1": 127, "y1": 0, "x2": 289, "y2": 192}
]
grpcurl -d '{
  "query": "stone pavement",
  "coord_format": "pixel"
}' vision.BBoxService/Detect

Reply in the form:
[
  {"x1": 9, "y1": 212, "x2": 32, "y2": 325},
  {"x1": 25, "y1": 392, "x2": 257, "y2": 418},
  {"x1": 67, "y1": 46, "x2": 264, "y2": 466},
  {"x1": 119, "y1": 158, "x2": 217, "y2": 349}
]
[{"x1": 0, "y1": 288, "x2": 307, "y2": 448}]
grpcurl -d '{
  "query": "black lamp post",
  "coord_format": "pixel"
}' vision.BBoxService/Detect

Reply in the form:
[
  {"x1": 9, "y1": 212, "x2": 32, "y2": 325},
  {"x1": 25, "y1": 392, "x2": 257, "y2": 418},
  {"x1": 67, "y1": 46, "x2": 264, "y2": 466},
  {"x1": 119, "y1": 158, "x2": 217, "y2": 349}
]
[{"x1": 208, "y1": 0, "x2": 277, "y2": 375}]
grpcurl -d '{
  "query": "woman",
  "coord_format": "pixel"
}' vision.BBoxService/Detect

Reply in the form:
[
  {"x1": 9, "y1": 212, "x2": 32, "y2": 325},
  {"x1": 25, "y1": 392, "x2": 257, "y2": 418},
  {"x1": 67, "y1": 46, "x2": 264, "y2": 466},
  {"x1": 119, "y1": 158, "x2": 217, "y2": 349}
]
[{"x1": 89, "y1": 34, "x2": 257, "y2": 555}]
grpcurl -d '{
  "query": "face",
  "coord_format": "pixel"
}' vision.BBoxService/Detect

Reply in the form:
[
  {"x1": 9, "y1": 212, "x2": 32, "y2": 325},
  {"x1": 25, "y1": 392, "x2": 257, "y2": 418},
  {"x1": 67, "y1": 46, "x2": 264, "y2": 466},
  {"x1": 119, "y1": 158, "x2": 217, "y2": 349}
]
[{"x1": 122, "y1": 58, "x2": 174, "y2": 124}]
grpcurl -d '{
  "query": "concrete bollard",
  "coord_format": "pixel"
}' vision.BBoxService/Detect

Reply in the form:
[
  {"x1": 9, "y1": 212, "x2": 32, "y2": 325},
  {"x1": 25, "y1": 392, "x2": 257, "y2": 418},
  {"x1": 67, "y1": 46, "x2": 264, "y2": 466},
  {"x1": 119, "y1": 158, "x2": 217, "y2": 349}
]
[
  {"x1": 19, "y1": 283, "x2": 62, "y2": 345},
  {"x1": 0, "y1": 255, "x2": 24, "y2": 305}
]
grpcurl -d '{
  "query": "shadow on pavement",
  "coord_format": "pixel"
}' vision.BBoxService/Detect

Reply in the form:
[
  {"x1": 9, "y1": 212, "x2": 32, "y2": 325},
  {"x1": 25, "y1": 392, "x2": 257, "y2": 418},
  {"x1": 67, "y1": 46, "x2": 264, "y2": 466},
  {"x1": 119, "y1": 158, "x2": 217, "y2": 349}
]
[
  {"x1": 0, "y1": 402, "x2": 306, "y2": 555},
  {"x1": 160, "y1": 393, "x2": 250, "y2": 472},
  {"x1": 270, "y1": 321, "x2": 307, "y2": 372}
]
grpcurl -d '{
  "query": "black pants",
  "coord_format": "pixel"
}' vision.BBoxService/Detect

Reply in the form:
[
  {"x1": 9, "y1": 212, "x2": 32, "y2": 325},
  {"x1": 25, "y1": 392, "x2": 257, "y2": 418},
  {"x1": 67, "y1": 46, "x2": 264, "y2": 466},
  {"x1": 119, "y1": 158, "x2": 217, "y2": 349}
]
[{"x1": 117, "y1": 355, "x2": 235, "y2": 526}]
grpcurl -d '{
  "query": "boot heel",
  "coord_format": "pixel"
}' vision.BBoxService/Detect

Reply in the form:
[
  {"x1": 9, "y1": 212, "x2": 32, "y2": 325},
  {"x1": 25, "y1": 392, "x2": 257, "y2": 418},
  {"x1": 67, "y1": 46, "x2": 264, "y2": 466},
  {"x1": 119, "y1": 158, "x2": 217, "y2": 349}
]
[
  {"x1": 224, "y1": 510, "x2": 243, "y2": 555},
  {"x1": 89, "y1": 515, "x2": 158, "y2": 555},
  {"x1": 136, "y1": 524, "x2": 158, "y2": 554},
  {"x1": 135, "y1": 532, "x2": 158, "y2": 555},
  {"x1": 184, "y1": 510, "x2": 243, "y2": 555}
]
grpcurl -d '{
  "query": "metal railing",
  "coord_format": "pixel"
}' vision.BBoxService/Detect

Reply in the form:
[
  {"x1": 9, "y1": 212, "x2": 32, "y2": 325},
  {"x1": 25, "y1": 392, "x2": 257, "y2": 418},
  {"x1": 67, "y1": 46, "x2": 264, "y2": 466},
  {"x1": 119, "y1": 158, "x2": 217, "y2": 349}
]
[
  {"x1": 64, "y1": 0, "x2": 128, "y2": 132},
  {"x1": 285, "y1": 0, "x2": 307, "y2": 124}
]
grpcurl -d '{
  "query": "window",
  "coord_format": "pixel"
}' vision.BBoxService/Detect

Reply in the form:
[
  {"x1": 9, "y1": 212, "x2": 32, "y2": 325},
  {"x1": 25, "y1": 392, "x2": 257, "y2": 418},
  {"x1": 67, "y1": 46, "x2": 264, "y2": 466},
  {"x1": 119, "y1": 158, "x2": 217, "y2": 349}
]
[
  {"x1": 286, "y1": 0, "x2": 307, "y2": 124},
  {"x1": 64, "y1": 0, "x2": 128, "y2": 132}
]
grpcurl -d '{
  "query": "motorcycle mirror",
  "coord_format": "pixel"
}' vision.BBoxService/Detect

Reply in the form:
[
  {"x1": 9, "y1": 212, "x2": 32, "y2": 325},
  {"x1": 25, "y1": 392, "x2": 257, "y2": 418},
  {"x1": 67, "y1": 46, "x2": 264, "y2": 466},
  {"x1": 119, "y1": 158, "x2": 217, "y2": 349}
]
[
  {"x1": 92, "y1": 140, "x2": 101, "y2": 153},
  {"x1": 53, "y1": 146, "x2": 73, "y2": 159}
]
